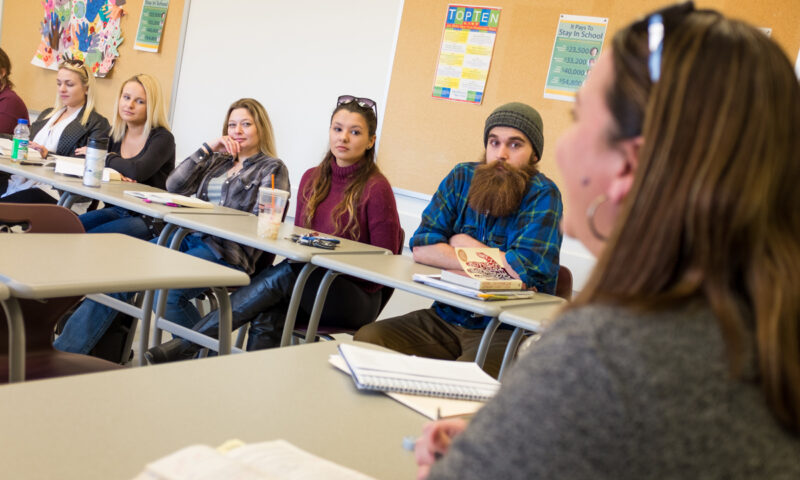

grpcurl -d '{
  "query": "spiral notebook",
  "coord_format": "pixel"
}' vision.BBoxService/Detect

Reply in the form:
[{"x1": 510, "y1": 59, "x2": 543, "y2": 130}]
[{"x1": 338, "y1": 344, "x2": 500, "y2": 402}]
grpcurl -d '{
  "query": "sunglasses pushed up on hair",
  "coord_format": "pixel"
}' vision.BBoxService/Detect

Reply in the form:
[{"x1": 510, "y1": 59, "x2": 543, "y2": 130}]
[
  {"x1": 337, "y1": 95, "x2": 378, "y2": 119},
  {"x1": 637, "y1": 1, "x2": 697, "y2": 82}
]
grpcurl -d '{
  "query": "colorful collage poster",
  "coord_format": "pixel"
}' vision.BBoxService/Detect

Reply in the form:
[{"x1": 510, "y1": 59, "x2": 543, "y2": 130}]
[
  {"x1": 135, "y1": 0, "x2": 170, "y2": 52},
  {"x1": 543, "y1": 14, "x2": 608, "y2": 102},
  {"x1": 31, "y1": 0, "x2": 125, "y2": 78},
  {"x1": 432, "y1": 5, "x2": 501, "y2": 104}
]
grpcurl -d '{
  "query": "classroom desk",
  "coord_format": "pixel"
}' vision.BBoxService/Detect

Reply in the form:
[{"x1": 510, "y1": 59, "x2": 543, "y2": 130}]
[
  {"x1": 153, "y1": 213, "x2": 390, "y2": 350},
  {"x1": 308, "y1": 253, "x2": 565, "y2": 368},
  {"x1": 495, "y1": 302, "x2": 567, "y2": 380},
  {"x1": 0, "y1": 234, "x2": 249, "y2": 381},
  {"x1": 0, "y1": 340, "x2": 425, "y2": 480},
  {"x1": 0, "y1": 156, "x2": 251, "y2": 217}
]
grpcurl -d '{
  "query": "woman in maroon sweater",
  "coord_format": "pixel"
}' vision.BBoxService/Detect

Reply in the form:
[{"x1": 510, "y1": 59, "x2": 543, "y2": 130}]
[
  {"x1": 146, "y1": 95, "x2": 402, "y2": 363},
  {"x1": 0, "y1": 48, "x2": 28, "y2": 135}
]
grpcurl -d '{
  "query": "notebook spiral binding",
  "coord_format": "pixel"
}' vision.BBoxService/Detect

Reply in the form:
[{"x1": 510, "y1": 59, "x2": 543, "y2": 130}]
[{"x1": 359, "y1": 375, "x2": 498, "y2": 402}]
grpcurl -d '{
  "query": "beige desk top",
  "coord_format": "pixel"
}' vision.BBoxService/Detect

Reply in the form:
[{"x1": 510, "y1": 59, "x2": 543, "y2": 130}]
[
  {"x1": 0, "y1": 341, "x2": 425, "y2": 480},
  {"x1": 498, "y1": 301, "x2": 567, "y2": 332},
  {"x1": 0, "y1": 233, "x2": 249, "y2": 298},
  {"x1": 163, "y1": 213, "x2": 390, "y2": 262},
  {"x1": 311, "y1": 253, "x2": 564, "y2": 318},
  {"x1": 0, "y1": 156, "x2": 251, "y2": 218}
]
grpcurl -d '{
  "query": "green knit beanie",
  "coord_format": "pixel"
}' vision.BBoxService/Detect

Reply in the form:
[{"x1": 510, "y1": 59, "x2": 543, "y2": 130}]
[{"x1": 483, "y1": 102, "x2": 544, "y2": 159}]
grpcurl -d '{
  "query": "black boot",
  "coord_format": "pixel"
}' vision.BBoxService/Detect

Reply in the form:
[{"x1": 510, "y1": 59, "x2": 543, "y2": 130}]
[
  {"x1": 246, "y1": 306, "x2": 287, "y2": 351},
  {"x1": 145, "y1": 261, "x2": 298, "y2": 363}
]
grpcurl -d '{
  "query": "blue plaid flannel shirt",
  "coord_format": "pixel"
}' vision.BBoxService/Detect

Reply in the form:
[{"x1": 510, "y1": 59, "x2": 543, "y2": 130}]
[{"x1": 411, "y1": 162, "x2": 563, "y2": 329}]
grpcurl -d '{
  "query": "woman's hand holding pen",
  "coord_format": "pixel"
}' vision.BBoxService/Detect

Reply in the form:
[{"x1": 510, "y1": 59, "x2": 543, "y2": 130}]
[
  {"x1": 208, "y1": 136, "x2": 240, "y2": 158},
  {"x1": 414, "y1": 418, "x2": 468, "y2": 480}
]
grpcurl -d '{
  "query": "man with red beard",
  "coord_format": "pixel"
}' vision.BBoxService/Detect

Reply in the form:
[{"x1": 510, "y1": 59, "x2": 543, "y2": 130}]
[{"x1": 355, "y1": 102, "x2": 562, "y2": 377}]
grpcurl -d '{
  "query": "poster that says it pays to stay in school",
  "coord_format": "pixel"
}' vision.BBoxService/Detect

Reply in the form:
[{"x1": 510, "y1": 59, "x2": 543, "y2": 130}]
[
  {"x1": 432, "y1": 5, "x2": 501, "y2": 105},
  {"x1": 543, "y1": 14, "x2": 608, "y2": 102}
]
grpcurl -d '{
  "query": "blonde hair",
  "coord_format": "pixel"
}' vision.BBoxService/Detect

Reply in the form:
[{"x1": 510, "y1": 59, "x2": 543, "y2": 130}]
[
  {"x1": 222, "y1": 98, "x2": 277, "y2": 158},
  {"x1": 46, "y1": 60, "x2": 96, "y2": 126},
  {"x1": 110, "y1": 74, "x2": 171, "y2": 142},
  {"x1": 575, "y1": 11, "x2": 800, "y2": 432}
]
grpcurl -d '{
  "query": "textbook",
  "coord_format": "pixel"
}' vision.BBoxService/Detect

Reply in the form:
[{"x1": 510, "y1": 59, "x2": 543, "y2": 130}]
[
  {"x1": 134, "y1": 439, "x2": 375, "y2": 480},
  {"x1": 441, "y1": 268, "x2": 523, "y2": 290},
  {"x1": 53, "y1": 156, "x2": 122, "y2": 181},
  {"x1": 412, "y1": 273, "x2": 535, "y2": 301},
  {"x1": 338, "y1": 343, "x2": 500, "y2": 402},
  {"x1": 124, "y1": 190, "x2": 214, "y2": 208},
  {"x1": 443, "y1": 247, "x2": 524, "y2": 290}
]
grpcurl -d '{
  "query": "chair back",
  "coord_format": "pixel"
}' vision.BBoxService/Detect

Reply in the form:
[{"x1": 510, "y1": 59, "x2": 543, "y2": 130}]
[
  {"x1": 555, "y1": 265, "x2": 573, "y2": 301},
  {"x1": 0, "y1": 202, "x2": 83, "y2": 233},
  {"x1": 0, "y1": 203, "x2": 123, "y2": 381}
]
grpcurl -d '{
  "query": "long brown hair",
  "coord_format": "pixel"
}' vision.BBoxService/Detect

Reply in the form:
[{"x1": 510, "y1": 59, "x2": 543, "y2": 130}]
[
  {"x1": 575, "y1": 9, "x2": 800, "y2": 432},
  {"x1": 302, "y1": 100, "x2": 379, "y2": 238},
  {"x1": 0, "y1": 48, "x2": 13, "y2": 91}
]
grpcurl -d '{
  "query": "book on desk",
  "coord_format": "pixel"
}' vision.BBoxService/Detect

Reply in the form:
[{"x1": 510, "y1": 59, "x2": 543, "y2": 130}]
[
  {"x1": 412, "y1": 246, "x2": 533, "y2": 300},
  {"x1": 10, "y1": 149, "x2": 123, "y2": 182},
  {"x1": 124, "y1": 190, "x2": 214, "y2": 208},
  {"x1": 135, "y1": 439, "x2": 376, "y2": 480}
]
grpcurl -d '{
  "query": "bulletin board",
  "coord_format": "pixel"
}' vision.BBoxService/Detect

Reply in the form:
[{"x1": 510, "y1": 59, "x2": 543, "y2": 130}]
[
  {"x1": 378, "y1": 0, "x2": 800, "y2": 196},
  {"x1": 0, "y1": 0, "x2": 185, "y2": 121}
]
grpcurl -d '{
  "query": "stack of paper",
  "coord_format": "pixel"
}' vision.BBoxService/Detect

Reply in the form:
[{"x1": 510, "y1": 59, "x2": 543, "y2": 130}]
[{"x1": 134, "y1": 439, "x2": 375, "y2": 480}]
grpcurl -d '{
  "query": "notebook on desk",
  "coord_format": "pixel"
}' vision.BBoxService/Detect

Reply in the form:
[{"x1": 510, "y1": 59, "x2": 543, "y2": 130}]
[
  {"x1": 338, "y1": 344, "x2": 500, "y2": 402},
  {"x1": 124, "y1": 190, "x2": 214, "y2": 208}
]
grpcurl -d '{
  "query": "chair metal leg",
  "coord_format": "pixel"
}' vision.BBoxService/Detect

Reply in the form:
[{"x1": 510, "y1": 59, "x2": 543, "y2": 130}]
[
  {"x1": 212, "y1": 286, "x2": 232, "y2": 355},
  {"x1": 150, "y1": 228, "x2": 190, "y2": 348},
  {"x1": 234, "y1": 323, "x2": 248, "y2": 349},
  {"x1": 474, "y1": 317, "x2": 500, "y2": 368},
  {"x1": 279, "y1": 263, "x2": 318, "y2": 347},
  {"x1": 300, "y1": 270, "x2": 340, "y2": 345},
  {"x1": 2, "y1": 297, "x2": 25, "y2": 382},
  {"x1": 497, "y1": 327, "x2": 525, "y2": 381}
]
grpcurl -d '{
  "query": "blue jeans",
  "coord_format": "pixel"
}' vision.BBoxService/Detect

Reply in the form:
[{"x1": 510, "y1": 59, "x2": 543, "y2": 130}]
[
  {"x1": 79, "y1": 206, "x2": 152, "y2": 240},
  {"x1": 54, "y1": 233, "x2": 235, "y2": 354}
]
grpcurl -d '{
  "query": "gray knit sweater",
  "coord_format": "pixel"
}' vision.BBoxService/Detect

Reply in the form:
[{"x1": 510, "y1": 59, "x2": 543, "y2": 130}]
[{"x1": 428, "y1": 303, "x2": 800, "y2": 479}]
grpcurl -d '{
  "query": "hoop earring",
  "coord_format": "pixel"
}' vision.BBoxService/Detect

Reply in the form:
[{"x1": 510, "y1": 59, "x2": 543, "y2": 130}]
[{"x1": 586, "y1": 194, "x2": 608, "y2": 241}]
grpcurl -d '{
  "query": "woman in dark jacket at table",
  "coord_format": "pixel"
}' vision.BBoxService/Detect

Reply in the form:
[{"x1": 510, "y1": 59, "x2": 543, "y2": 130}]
[
  {"x1": 146, "y1": 95, "x2": 402, "y2": 364},
  {"x1": 54, "y1": 98, "x2": 289, "y2": 355},
  {"x1": 1, "y1": 59, "x2": 109, "y2": 204},
  {"x1": 76, "y1": 73, "x2": 175, "y2": 239}
]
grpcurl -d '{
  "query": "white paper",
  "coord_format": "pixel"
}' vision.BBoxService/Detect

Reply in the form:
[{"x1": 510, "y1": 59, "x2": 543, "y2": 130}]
[{"x1": 135, "y1": 440, "x2": 375, "y2": 480}]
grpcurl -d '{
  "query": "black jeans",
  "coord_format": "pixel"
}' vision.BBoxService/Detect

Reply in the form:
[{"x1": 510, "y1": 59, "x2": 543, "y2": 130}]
[{"x1": 182, "y1": 260, "x2": 382, "y2": 352}]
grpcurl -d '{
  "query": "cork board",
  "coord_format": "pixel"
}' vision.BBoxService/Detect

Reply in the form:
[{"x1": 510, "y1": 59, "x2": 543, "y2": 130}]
[
  {"x1": 0, "y1": 0, "x2": 185, "y2": 121},
  {"x1": 378, "y1": 0, "x2": 800, "y2": 196}
]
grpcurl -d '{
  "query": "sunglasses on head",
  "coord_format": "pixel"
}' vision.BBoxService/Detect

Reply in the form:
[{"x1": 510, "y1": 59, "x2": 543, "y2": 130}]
[
  {"x1": 337, "y1": 95, "x2": 378, "y2": 118},
  {"x1": 62, "y1": 58, "x2": 85, "y2": 67},
  {"x1": 636, "y1": 1, "x2": 696, "y2": 82}
]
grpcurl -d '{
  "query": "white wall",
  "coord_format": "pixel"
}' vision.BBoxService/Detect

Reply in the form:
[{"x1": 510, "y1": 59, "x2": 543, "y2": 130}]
[{"x1": 171, "y1": 0, "x2": 404, "y2": 196}]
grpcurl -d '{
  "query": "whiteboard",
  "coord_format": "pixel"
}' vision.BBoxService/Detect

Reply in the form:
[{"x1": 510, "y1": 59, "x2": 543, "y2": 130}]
[{"x1": 171, "y1": 0, "x2": 404, "y2": 200}]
